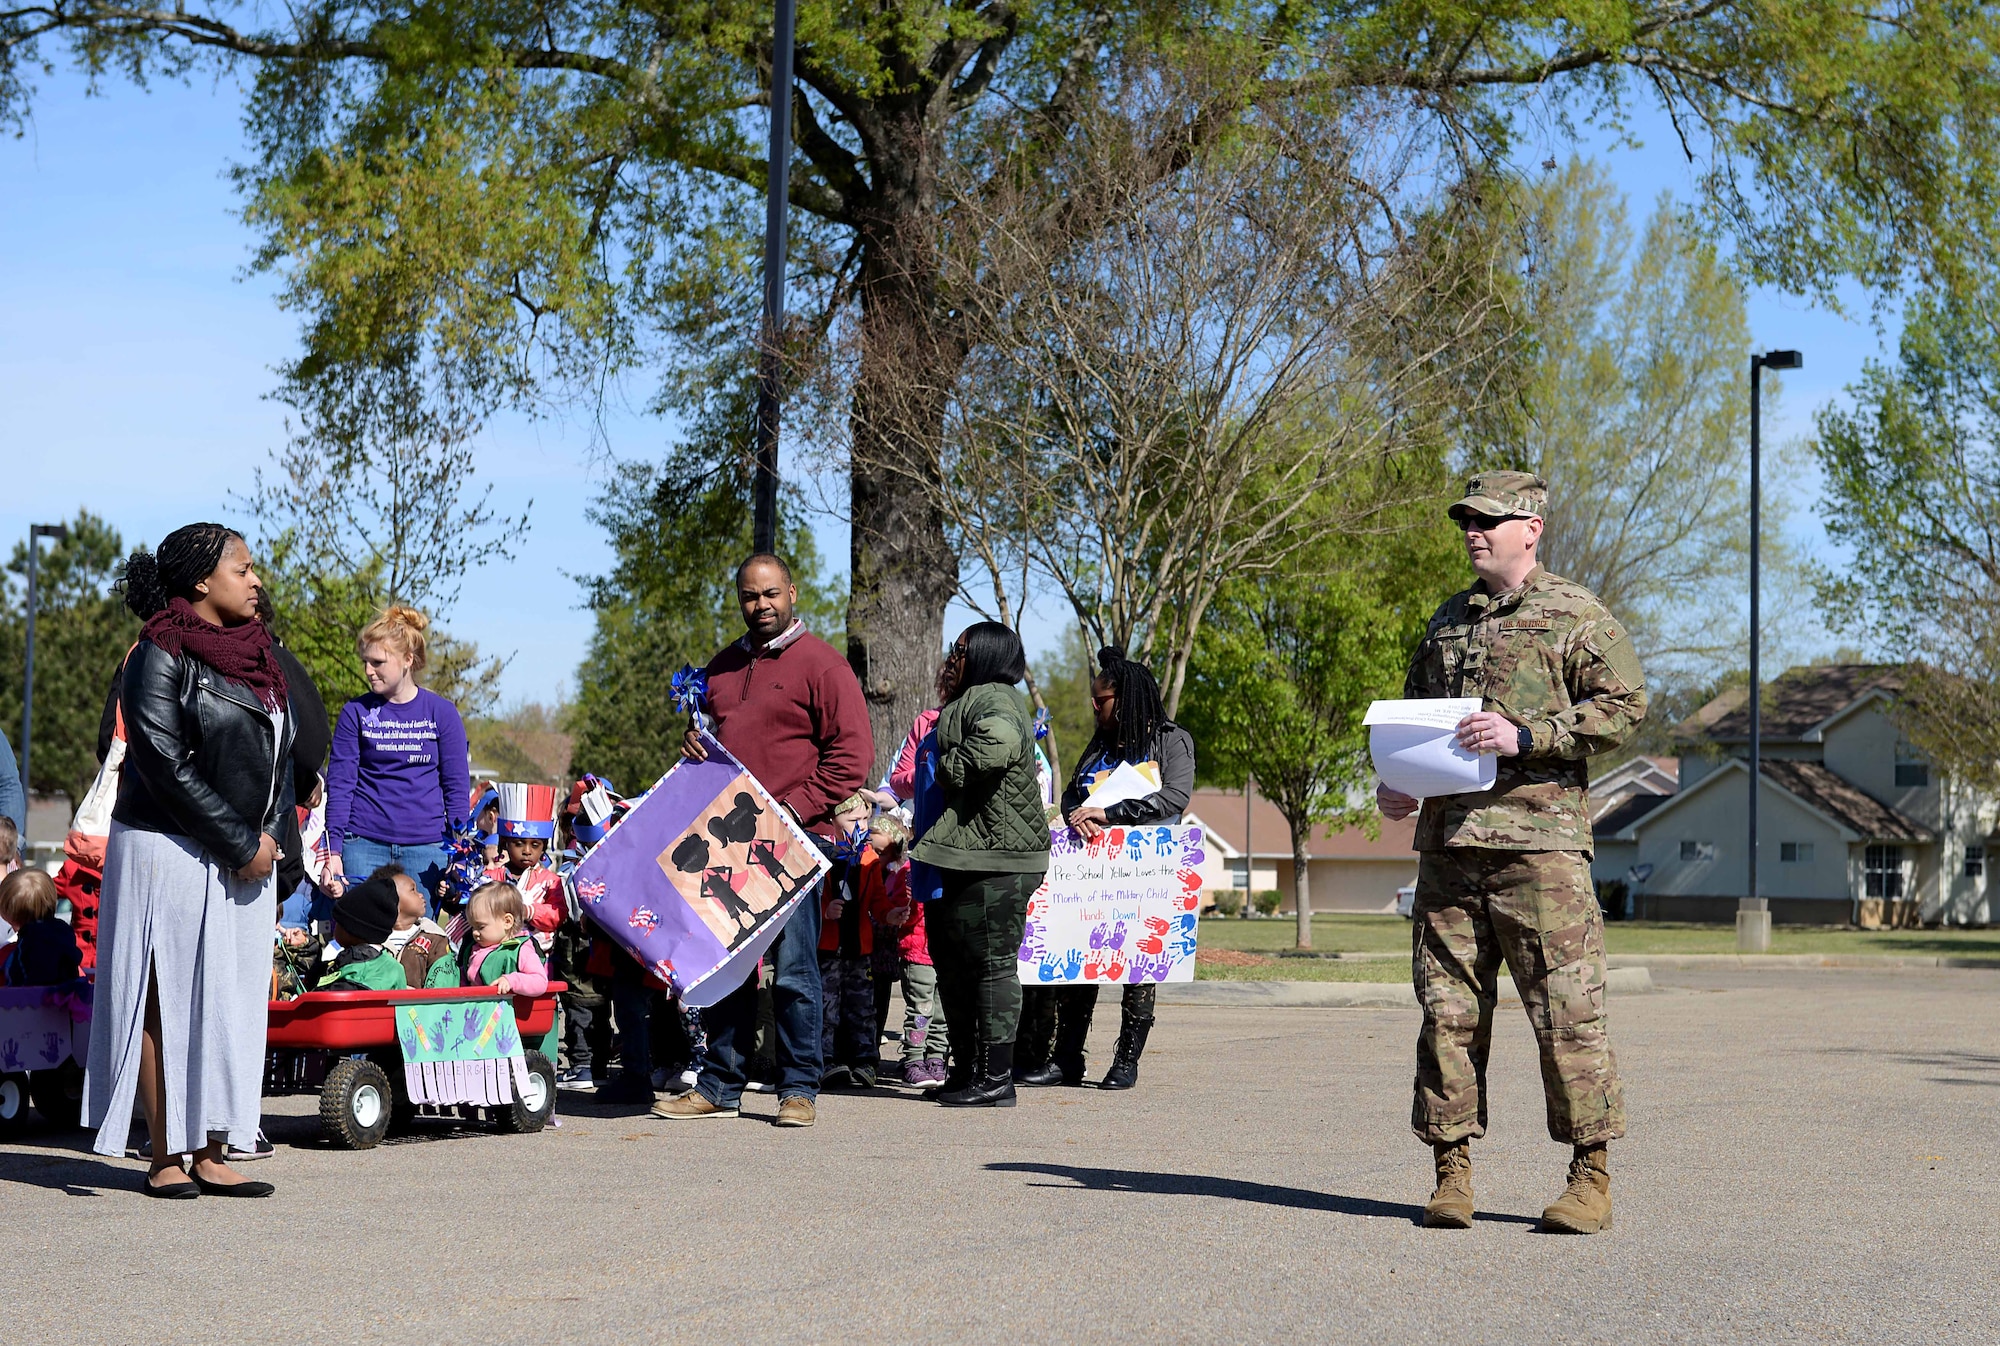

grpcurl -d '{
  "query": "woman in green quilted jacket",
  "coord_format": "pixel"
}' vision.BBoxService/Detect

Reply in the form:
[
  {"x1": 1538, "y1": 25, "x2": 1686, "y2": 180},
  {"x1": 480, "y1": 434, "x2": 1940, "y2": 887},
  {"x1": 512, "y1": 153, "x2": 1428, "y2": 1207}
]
[{"x1": 911, "y1": 622, "x2": 1051, "y2": 1108}]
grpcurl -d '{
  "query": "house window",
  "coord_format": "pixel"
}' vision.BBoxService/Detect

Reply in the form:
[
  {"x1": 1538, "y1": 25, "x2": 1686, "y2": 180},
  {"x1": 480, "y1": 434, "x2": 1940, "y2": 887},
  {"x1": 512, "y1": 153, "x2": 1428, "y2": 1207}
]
[
  {"x1": 1966, "y1": 846, "x2": 1985, "y2": 879},
  {"x1": 1680, "y1": 840, "x2": 1715, "y2": 863},
  {"x1": 1780, "y1": 842, "x2": 1814, "y2": 864},
  {"x1": 1865, "y1": 844, "x2": 1906, "y2": 899},
  {"x1": 1895, "y1": 741, "x2": 1930, "y2": 788}
]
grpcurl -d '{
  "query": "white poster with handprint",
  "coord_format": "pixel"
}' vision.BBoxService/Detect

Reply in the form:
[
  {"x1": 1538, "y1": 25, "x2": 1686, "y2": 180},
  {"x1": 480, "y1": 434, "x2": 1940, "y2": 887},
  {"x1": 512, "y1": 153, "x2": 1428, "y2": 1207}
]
[{"x1": 1017, "y1": 824, "x2": 1204, "y2": 985}]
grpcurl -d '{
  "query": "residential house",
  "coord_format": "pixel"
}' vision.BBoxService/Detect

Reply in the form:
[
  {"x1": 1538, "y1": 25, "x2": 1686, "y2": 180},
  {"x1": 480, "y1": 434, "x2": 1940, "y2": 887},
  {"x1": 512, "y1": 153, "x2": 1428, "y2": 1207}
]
[
  {"x1": 1587, "y1": 756, "x2": 1679, "y2": 894},
  {"x1": 1184, "y1": 786, "x2": 1419, "y2": 913},
  {"x1": 1607, "y1": 664, "x2": 1993, "y2": 926}
]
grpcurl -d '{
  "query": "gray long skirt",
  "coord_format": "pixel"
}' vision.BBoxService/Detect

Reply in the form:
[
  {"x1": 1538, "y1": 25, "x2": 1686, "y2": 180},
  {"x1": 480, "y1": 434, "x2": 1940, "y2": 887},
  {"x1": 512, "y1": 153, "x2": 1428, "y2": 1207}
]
[{"x1": 83, "y1": 821, "x2": 275, "y2": 1158}]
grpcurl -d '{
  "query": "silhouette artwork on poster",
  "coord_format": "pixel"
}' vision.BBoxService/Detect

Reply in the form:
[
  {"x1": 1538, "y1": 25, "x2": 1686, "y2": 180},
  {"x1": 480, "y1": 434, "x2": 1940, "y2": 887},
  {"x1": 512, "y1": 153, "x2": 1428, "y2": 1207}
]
[{"x1": 658, "y1": 782, "x2": 817, "y2": 949}]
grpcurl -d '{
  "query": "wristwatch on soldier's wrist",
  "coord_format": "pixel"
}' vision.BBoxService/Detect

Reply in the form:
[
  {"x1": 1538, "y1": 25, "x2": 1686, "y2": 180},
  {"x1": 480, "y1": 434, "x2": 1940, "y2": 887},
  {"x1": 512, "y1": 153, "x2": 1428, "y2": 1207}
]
[{"x1": 1515, "y1": 725, "x2": 1533, "y2": 756}]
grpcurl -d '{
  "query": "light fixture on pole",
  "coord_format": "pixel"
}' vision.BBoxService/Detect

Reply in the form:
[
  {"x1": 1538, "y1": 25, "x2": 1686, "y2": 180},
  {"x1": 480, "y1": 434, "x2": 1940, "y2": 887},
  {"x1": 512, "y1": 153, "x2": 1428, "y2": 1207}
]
[
  {"x1": 21, "y1": 522, "x2": 70, "y2": 799},
  {"x1": 1742, "y1": 349, "x2": 1800, "y2": 952},
  {"x1": 750, "y1": 0, "x2": 798, "y2": 556}
]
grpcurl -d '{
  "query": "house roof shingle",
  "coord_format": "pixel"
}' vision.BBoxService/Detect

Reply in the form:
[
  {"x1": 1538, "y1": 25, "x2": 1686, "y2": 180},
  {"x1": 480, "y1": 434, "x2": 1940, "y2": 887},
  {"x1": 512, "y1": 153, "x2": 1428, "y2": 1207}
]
[
  {"x1": 1676, "y1": 664, "x2": 1905, "y2": 744},
  {"x1": 1186, "y1": 788, "x2": 1418, "y2": 860},
  {"x1": 1594, "y1": 792, "x2": 1672, "y2": 837},
  {"x1": 1758, "y1": 760, "x2": 1933, "y2": 842}
]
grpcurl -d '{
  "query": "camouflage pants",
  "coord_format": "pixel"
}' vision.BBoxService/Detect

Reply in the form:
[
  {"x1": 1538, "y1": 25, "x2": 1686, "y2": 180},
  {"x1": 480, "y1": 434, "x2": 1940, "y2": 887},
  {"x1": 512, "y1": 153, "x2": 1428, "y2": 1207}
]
[{"x1": 1412, "y1": 847, "x2": 1625, "y2": 1147}]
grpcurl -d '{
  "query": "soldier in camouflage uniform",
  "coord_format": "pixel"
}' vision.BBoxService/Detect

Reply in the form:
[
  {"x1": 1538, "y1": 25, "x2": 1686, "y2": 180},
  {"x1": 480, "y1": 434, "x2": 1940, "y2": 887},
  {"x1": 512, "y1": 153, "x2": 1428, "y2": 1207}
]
[{"x1": 1377, "y1": 470, "x2": 1646, "y2": 1235}]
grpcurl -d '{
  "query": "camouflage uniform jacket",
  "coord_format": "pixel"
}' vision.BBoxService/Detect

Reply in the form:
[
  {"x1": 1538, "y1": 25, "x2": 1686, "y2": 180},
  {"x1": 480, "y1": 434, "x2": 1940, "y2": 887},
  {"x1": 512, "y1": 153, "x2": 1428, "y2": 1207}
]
[{"x1": 1403, "y1": 565, "x2": 1647, "y2": 852}]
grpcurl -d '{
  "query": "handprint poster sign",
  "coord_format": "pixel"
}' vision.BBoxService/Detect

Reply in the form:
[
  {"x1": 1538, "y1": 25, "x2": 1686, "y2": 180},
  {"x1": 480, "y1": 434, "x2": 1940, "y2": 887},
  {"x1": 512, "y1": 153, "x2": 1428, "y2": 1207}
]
[
  {"x1": 1017, "y1": 825, "x2": 1203, "y2": 985},
  {"x1": 0, "y1": 985, "x2": 90, "y2": 1077},
  {"x1": 571, "y1": 731, "x2": 830, "y2": 1007},
  {"x1": 397, "y1": 1000, "x2": 531, "y2": 1107}
]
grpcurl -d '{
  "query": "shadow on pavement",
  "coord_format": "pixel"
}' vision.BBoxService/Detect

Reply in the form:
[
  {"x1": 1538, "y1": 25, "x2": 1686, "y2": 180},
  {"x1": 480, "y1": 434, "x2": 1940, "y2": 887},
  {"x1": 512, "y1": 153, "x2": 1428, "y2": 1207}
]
[
  {"x1": 0, "y1": 1136, "x2": 138, "y2": 1197},
  {"x1": 986, "y1": 1161, "x2": 1539, "y2": 1226}
]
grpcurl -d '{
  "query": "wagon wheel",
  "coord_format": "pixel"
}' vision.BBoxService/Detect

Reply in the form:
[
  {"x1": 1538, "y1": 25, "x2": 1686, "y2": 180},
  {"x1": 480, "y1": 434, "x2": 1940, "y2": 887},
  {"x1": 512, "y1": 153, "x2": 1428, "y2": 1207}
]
[
  {"x1": 319, "y1": 1057, "x2": 392, "y2": 1149},
  {"x1": 29, "y1": 1061, "x2": 84, "y2": 1129},
  {"x1": 495, "y1": 1050, "x2": 556, "y2": 1134},
  {"x1": 369, "y1": 1050, "x2": 419, "y2": 1134},
  {"x1": 0, "y1": 1072, "x2": 30, "y2": 1137}
]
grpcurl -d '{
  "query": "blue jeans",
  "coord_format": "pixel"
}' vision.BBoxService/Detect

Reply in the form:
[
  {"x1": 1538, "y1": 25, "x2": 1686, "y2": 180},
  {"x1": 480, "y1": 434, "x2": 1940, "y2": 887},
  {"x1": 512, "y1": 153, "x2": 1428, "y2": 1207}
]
[
  {"x1": 698, "y1": 853, "x2": 828, "y2": 1107},
  {"x1": 340, "y1": 835, "x2": 451, "y2": 915},
  {"x1": 278, "y1": 880, "x2": 335, "y2": 934}
]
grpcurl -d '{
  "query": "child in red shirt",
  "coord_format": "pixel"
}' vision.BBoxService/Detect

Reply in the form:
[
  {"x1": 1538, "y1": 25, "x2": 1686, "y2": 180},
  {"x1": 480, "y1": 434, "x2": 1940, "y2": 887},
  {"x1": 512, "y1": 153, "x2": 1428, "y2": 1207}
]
[{"x1": 818, "y1": 822, "x2": 899, "y2": 1088}]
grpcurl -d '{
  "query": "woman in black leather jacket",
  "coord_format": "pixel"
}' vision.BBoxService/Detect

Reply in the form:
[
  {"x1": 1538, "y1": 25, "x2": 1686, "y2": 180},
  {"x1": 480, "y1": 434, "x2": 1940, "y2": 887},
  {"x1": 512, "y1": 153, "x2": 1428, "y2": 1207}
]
[
  {"x1": 1015, "y1": 647, "x2": 1195, "y2": 1090},
  {"x1": 83, "y1": 524, "x2": 294, "y2": 1198}
]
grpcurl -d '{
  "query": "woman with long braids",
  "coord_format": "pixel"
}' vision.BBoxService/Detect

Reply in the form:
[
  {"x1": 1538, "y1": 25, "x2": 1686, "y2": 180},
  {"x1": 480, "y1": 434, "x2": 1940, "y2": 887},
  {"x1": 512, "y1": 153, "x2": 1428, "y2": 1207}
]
[
  {"x1": 83, "y1": 524, "x2": 295, "y2": 1198},
  {"x1": 1016, "y1": 646, "x2": 1195, "y2": 1090}
]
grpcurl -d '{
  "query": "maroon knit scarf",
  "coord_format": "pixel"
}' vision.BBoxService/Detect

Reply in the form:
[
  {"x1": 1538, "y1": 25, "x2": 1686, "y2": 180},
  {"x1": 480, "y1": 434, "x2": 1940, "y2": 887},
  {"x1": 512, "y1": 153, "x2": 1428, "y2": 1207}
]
[{"x1": 140, "y1": 597, "x2": 289, "y2": 712}]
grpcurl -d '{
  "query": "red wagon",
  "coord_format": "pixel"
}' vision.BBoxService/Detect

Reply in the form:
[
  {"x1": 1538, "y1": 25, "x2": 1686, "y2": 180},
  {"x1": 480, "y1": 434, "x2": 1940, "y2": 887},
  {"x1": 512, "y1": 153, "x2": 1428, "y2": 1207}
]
[{"x1": 267, "y1": 984, "x2": 564, "y2": 1149}]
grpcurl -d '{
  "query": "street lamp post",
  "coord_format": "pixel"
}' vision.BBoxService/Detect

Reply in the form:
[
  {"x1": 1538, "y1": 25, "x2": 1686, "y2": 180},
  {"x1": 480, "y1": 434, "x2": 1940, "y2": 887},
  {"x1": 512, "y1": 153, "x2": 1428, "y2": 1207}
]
[
  {"x1": 1742, "y1": 349, "x2": 1800, "y2": 953},
  {"x1": 750, "y1": 0, "x2": 799, "y2": 556},
  {"x1": 21, "y1": 522, "x2": 70, "y2": 799}
]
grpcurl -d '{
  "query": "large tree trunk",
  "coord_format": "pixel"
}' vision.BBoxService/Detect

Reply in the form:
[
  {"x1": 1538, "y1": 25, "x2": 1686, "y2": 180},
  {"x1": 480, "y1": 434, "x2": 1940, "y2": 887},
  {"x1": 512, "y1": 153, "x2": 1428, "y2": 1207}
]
[
  {"x1": 1290, "y1": 814, "x2": 1313, "y2": 950},
  {"x1": 845, "y1": 109, "x2": 961, "y2": 780}
]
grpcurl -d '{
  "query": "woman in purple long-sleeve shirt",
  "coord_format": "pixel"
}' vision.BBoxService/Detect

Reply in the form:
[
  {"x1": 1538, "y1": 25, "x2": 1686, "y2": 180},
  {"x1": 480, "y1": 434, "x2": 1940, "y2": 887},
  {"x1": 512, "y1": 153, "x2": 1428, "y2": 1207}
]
[{"x1": 320, "y1": 607, "x2": 469, "y2": 909}]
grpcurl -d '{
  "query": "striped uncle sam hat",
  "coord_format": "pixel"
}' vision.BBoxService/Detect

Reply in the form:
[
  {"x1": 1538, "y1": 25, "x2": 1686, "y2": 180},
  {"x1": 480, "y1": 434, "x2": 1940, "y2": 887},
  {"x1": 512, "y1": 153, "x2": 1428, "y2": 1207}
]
[{"x1": 496, "y1": 782, "x2": 559, "y2": 840}]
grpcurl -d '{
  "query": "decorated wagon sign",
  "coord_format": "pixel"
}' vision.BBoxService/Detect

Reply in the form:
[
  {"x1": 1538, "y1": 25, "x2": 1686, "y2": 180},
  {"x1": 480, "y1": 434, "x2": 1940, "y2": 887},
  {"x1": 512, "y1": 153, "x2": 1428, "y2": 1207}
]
[
  {"x1": 1017, "y1": 824, "x2": 1203, "y2": 985},
  {"x1": 571, "y1": 731, "x2": 830, "y2": 1007},
  {"x1": 397, "y1": 1000, "x2": 532, "y2": 1107},
  {"x1": 0, "y1": 984, "x2": 90, "y2": 1074}
]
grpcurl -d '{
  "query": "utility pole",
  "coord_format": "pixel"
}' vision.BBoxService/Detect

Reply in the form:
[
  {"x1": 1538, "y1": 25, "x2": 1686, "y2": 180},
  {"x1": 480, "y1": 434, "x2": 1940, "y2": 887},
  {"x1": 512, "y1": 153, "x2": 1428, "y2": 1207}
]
[
  {"x1": 21, "y1": 522, "x2": 70, "y2": 798},
  {"x1": 750, "y1": 0, "x2": 798, "y2": 556},
  {"x1": 1242, "y1": 778, "x2": 1253, "y2": 918},
  {"x1": 1741, "y1": 349, "x2": 1800, "y2": 953}
]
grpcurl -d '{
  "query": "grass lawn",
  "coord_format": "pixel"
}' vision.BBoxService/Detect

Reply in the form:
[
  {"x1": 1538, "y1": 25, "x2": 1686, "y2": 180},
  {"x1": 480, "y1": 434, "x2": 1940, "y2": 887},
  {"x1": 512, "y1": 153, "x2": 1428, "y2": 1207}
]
[
  {"x1": 1194, "y1": 955, "x2": 1408, "y2": 982},
  {"x1": 1198, "y1": 915, "x2": 2000, "y2": 959}
]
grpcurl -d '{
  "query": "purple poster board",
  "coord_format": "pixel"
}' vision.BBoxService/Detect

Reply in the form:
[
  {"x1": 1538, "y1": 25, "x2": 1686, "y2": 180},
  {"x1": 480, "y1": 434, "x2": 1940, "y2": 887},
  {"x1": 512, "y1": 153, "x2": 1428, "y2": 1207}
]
[{"x1": 571, "y1": 734, "x2": 830, "y2": 1007}]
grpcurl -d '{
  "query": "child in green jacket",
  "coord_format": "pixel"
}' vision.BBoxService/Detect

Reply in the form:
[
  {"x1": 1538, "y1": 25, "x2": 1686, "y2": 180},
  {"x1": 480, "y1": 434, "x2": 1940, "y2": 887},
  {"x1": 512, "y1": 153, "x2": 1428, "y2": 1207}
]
[{"x1": 316, "y1": 875, "x2": 409, "y2": 992}]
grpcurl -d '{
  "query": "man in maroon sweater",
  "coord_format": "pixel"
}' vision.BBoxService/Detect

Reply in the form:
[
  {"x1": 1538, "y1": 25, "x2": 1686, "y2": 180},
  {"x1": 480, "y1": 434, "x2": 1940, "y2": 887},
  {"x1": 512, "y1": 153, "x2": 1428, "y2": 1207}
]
[{"x1": 654, "y1": 554, "x2": 873, "y2": 1128}]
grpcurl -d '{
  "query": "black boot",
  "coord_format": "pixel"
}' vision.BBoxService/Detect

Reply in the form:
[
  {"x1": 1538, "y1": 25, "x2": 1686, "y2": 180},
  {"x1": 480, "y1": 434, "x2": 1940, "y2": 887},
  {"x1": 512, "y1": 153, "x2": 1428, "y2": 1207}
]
[
  {"x1": 1051, "y1": 986, "x2": 1097, "y2": 1086},
  {"x1": 939, "y1": 1039, "x2": 1017, "y2": 1108},
  {"x1": 1097, "y1": 1014, "x2": 1153, "y2": 1090},
  {"x1": 928, "y1": 983, "x2": 975, "y2": 1095},
  {"x1": 1013, "y1": 987, "x2": 1062, "y2": 1085}
]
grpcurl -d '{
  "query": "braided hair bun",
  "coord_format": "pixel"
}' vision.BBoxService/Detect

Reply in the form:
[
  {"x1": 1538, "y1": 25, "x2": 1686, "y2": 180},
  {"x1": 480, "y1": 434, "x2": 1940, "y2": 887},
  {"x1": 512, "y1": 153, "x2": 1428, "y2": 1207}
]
[
  {"x1": 357, "y1": 604, "x2": 431, "y2": 672},
  {"x1": 115, "y1": 523, "x2": 242, "y2": 620}
]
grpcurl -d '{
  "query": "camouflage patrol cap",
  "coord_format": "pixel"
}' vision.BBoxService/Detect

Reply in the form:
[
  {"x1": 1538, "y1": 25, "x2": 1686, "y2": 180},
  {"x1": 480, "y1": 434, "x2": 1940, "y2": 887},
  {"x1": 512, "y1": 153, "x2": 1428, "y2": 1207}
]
[{"x1": 1447, "y1": 470, "x2": 1548, "y2": 523}]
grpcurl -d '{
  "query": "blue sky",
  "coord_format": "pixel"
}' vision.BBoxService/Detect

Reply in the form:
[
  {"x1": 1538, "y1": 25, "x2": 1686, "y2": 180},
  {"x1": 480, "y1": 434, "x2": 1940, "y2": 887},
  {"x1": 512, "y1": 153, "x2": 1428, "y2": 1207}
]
[{"x1": 1, "y1": 69, "x2": 1884, "y2": 704}]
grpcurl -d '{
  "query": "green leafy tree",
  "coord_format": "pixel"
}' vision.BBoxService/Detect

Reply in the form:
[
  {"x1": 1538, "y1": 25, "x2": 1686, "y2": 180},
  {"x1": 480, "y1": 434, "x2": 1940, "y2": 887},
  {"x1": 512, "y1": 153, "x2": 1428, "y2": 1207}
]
[
  {"x1": 0, "y1": 512, "x2": 142, "y2": 806},
  {"x1": 9, "y1": 0, "x2": 1997, "y2": 779},
  {"x1": 1460, "y1": 158, "x2": 1815, "y2": 699},
  {"x1": 1179, "y1": 513, "x2": 1458, "y2": 948},
  {"x1": 569, "y1": 418, "x2": 843, "y2": 791},
  {"x1": 241, "y1": 371, "x2": 524, "y2": 731},
  {"x1": 1813, "y1": 291, "x2": 2000, "y2": 786}
]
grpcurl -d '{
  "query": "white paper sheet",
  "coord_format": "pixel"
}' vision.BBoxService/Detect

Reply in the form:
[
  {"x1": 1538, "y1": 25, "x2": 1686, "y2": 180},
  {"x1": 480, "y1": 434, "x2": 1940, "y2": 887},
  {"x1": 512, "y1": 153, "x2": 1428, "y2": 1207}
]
[
  {"x1": 1082, "y1": 761, "x2": 1162, "y2": 809},
  {"x1": 1364, "y1": 698, "x2": 1497, "y2": 798}
]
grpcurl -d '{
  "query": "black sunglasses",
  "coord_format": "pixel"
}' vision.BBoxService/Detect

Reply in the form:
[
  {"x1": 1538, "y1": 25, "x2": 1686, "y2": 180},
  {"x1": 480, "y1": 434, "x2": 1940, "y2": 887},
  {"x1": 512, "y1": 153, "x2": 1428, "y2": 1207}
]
[{"x1": 1458, "y1": 512, "x2": 1518, "y2": 532}]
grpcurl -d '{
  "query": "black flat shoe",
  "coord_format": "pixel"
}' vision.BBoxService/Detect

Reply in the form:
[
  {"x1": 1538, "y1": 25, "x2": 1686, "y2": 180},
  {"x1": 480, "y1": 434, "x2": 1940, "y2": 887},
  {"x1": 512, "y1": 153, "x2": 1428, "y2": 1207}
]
[
  {"x1": 192, "y1": 1176, "x2": 275, "y2": 1198},
  {"x1": 142, "y1": 1175, "x2": 200, "y2": 1200}
]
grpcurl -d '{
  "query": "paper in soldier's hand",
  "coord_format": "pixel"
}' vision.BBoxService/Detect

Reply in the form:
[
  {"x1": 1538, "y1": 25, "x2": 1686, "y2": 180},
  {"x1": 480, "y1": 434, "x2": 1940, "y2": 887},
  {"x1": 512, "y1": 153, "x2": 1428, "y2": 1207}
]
[{"x1": 1364, "y1": 698, "x2": 1496, "y2": 799}]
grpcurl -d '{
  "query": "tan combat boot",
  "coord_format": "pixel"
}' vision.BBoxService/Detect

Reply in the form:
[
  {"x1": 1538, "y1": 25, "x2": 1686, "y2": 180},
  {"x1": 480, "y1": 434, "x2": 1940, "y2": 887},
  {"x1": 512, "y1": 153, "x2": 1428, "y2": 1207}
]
[
  {"x1": 1423, "y1": 1140, "x2": 1475, "y2": 1229},
  {"x1": 1540, "y1": 1144, "x2": 1612, "y2": 1233}
]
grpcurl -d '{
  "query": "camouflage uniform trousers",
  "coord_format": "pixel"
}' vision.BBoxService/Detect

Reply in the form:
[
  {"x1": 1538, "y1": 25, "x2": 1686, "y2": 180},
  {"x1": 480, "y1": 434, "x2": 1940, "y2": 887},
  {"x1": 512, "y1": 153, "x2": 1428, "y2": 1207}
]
[{"x1": 1411, "y1": 846, "x2": 1625, "y2": 1147}]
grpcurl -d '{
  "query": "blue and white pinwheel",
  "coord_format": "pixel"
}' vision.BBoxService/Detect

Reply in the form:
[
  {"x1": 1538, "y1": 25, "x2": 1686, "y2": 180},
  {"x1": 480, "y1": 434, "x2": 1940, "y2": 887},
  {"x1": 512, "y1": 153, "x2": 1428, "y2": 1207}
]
[
  {"x1": 1033, "y1": 705, "x2": 1050, "y2": 741},
  {"x1": 670, "y1": 663, "x2": 711, "y2": 731}
]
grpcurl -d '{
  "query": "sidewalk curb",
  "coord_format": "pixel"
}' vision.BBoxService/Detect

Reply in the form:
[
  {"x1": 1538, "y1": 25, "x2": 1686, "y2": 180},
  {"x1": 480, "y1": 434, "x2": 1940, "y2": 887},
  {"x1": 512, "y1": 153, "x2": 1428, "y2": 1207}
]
[
  {"x1": 1162, "y1": 966, "x2": 1656, "y2": 1008},
  {"x1": 1261, "y1": 951, "x2": 2000, "y2": 970},
  {"x1": 1606, "y1": 954, "x2": 2000, "y2": 969}
]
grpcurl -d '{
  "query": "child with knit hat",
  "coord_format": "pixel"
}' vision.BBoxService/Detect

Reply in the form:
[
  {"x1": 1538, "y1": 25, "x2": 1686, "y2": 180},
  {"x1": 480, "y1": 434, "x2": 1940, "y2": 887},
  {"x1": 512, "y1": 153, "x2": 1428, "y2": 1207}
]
[{"x1": 315, "y1": 876, "x2": 409, "y2": 991}]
